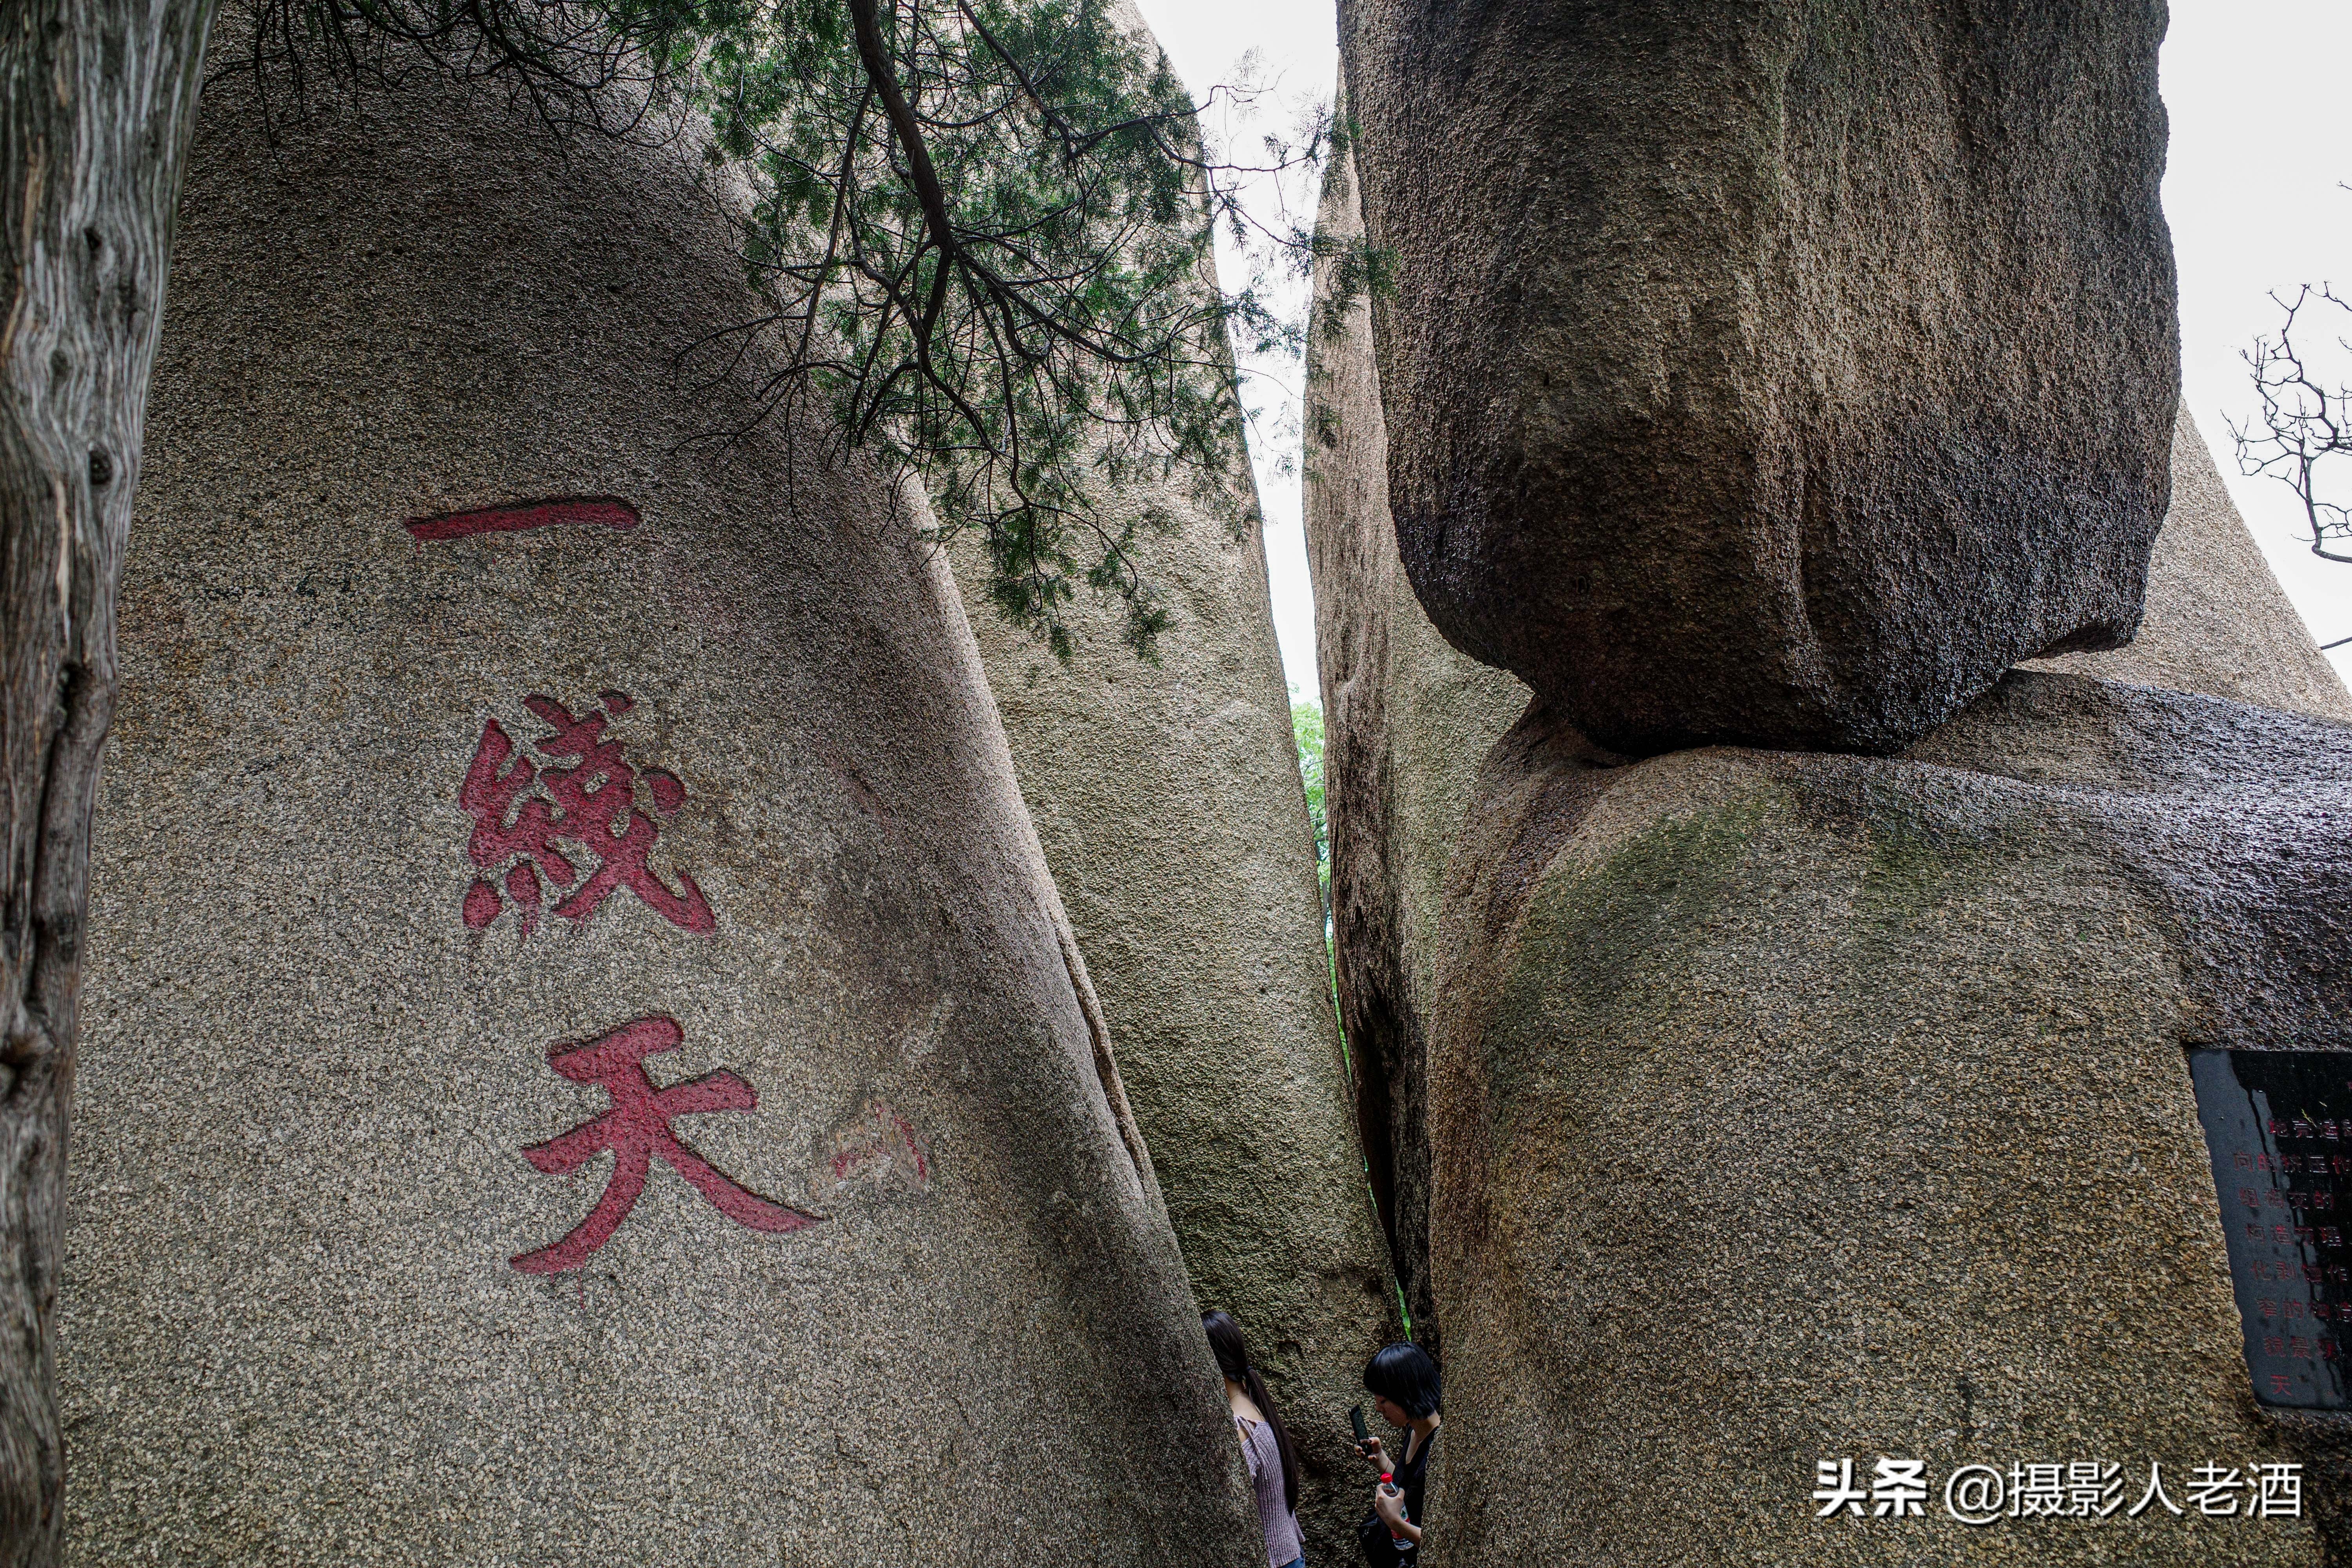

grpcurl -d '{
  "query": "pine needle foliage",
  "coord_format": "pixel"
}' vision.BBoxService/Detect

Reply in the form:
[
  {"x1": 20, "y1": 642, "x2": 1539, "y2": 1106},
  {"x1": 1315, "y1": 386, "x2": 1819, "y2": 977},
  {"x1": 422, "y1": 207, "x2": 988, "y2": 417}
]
[
  {"x1": 241, "y1": 0, "x2": 1372, "y2": 658},
  {"x1": 1291, "y1": 696, "x2": 1327, "y2": 908}
]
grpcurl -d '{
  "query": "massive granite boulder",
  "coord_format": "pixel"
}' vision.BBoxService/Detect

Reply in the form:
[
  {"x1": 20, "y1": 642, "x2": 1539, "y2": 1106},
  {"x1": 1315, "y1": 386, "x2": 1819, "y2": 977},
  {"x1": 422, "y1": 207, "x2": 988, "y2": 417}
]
[
  {"x1": 942, "y1": 19, "x2": 1399, "y2": 1554},
  {"x1": 1336, "y1": 0, "x2": 2179, "y2": 754},
  {"x1": 60, "y1": 64, "x2": 1261, "y2": 1566},
  {"x1": 1421, "y1": 670, "x2": 2352, "y2": 1564},
  {"x1": 2027, "y1": 410, "x2": 2352, "y2": 722},
  {"x1": 1302, "y1": 142, "x2": 1528, "y2": 1345}
]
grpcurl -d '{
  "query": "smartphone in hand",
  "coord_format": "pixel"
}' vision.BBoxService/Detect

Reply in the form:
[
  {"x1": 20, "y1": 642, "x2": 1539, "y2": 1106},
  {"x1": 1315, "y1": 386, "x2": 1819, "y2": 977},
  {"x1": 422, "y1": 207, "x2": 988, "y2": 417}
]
[{"x1": 1350, "y1": 1403, "x2": 1373, "y2": 1455}]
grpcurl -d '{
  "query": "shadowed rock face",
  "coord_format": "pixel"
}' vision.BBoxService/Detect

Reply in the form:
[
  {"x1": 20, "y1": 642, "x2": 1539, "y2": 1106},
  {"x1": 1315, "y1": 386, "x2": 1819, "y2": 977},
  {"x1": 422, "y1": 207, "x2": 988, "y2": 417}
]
[
  {"x1": 1423, "y1": 671, "x2": 2352, "y2": 1564},
  {"x1": 2027, "y1": 410, "x2": 2352, "y2": 723},
  {"x1": 1303, "y1": 141, "x2": 1529, "y2": 1348},
  {"x1": 62, "y1": 64, "x2": 1261, "y2": 1568},
  {"x1": 1337, "y1": 0, "x2": 2179, "y2": 755}
]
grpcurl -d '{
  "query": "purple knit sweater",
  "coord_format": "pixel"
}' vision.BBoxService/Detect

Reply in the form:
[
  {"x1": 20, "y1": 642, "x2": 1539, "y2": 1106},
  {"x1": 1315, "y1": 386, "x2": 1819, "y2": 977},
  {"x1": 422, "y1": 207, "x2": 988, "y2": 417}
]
[{"x1": 1236, "y1": 1414, "x2": 1304, "y2": 1566}]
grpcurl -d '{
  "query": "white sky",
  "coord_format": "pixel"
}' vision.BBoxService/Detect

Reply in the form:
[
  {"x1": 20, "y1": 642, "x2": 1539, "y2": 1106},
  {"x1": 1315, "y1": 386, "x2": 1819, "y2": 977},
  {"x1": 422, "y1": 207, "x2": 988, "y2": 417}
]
[{"x1": 1131, "y1": 0, "x2": 2352, "y2": 702}]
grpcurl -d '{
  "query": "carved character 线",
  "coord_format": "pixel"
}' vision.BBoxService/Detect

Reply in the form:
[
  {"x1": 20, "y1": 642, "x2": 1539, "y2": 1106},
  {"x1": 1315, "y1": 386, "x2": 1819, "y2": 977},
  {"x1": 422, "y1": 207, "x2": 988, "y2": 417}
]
[{"x1": 456, "y1": 691, "x2": 715, "y2": 936}]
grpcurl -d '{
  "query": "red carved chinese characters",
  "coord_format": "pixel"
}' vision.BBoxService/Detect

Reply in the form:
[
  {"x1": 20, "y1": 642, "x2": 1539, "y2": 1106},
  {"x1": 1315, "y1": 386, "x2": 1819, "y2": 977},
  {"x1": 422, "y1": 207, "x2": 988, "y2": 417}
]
[
  {"x1": 457, "y1": 691, "x2": 714, "y2": 937},
  {"x1": 512, "y1": 1015, "x2": 822, "y2": 1274},
  {"x1": 407, "y1": 496, "x2": 639, "y2": 542}
]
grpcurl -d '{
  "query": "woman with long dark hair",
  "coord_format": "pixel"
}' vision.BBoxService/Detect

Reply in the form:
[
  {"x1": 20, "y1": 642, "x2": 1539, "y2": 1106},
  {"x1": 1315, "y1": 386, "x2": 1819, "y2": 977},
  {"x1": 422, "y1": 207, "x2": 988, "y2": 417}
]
[
  {"x1": 1203, "y1": 1310, "x2": 1305, "y2": 1568},
  {"x1": 1354, "y1": 1341, "x2": 1440, "y2": 1564}
]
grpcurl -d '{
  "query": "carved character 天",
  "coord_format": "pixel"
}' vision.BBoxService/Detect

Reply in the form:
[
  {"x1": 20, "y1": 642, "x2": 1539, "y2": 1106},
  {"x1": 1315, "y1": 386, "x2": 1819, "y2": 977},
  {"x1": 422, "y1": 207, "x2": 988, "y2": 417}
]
[
  {"x1": 512, "y1": 1014, "x2": 821, "y2": 1273},
  {"x1": 457, "y1": 691, "x2": 713, "y2": 937}
]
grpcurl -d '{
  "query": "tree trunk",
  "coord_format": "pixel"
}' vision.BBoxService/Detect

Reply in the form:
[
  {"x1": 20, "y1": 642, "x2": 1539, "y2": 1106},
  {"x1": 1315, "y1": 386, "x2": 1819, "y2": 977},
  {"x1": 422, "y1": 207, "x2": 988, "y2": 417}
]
[{"x1": 0, "y1": 0, "x2": 213, "y2": 1558}]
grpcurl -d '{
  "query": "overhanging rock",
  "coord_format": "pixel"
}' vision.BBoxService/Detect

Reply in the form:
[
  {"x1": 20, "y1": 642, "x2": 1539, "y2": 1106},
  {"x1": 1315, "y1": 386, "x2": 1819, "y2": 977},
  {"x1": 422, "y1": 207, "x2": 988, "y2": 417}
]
[{"x1": 1338, "y1": 0, "x2": 2179, "y2": 754}]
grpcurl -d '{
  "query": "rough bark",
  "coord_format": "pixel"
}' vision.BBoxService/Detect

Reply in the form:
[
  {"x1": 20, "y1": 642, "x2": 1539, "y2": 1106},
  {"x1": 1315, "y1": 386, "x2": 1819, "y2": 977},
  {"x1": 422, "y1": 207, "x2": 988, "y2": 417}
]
[{"x1": 0, "y1": 0, "x2": 214, "y2": 1556}]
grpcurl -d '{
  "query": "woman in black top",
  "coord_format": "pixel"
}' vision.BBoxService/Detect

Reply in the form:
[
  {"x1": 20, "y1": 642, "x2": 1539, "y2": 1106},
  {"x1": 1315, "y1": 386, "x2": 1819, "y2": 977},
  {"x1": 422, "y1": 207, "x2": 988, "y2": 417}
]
[{"x1": 1355, "y1": 1342, "x2": 1441, "y2": 1563}]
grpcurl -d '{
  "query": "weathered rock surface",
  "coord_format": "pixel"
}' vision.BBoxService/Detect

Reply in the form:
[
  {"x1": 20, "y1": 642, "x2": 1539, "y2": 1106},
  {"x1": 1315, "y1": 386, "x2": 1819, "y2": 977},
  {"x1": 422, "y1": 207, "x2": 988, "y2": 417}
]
[
  {"x1": 61, "y1": 65, "x2": 1261, "y2": 1566},
  {"x1": 2026, "y1": 410, "x2": 2352, "y2": 722},
  {"x1": 1302, "y1": 141, "x2": 1528, "y2": 1345},
  {"x1": 1422, "y1": 670, "x2": 2352, "y2": 1564},
  {"x1": 1336, "y1": 0, "x2": 2179, "y2": 755},
  {"x1": 942, "y1": 17, "x2": 1398, "y2": 1553},
  {"x1": 952, "y1": 472, "x2": 1392, "y2": 1557}
]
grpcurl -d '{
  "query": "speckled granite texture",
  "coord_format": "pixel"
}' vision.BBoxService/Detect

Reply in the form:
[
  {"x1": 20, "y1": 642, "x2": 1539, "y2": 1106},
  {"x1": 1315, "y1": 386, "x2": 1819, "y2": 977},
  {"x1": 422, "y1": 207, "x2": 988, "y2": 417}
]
[
  {"x1": 61, "y1": 61, "x2": 1259, "y2": 1568},
  {"x1": 2028, "y1": 409, "x2": 2352, "y2": 723},
  {"x1": 1420, "y1": 671, "x2": 2352, "y2": 1564},
  {"x1": 1337, "y1": 0, "x2": 2178, "y2": 754},
  {"x1": 1300, "y1": 139, "x2": 1527, "y2": 1349}
]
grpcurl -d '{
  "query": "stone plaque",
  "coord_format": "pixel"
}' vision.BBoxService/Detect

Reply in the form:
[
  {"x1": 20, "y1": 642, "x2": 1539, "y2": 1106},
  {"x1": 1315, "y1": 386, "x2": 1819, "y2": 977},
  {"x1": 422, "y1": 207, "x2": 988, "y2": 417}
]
[{"x1": 2190, "y1": 1047, "x2": 2352, "y2": 1409}]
